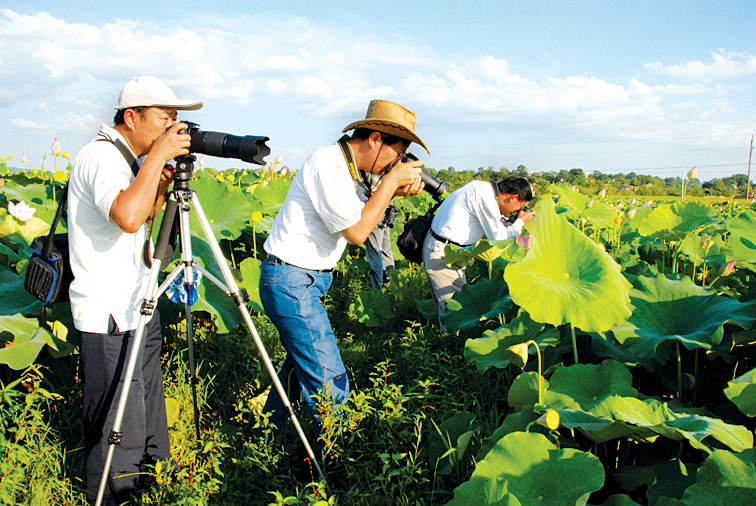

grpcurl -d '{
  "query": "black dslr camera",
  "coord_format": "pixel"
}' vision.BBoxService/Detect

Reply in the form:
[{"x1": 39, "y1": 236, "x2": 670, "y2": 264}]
[
  {"x1": 387, "y1": 153, "x2": 450, "y2": 202},
  {"x1": 502, "y1": 204, "x2": 532, "y2": 225}
]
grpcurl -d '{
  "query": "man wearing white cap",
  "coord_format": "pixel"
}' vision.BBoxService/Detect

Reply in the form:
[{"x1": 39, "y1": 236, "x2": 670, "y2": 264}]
[
  {"x1": 67, "y1": 76, "x2": 202, "y2": 505},
  {"x1": 260, "y1": 100, "x2": 427, "y2": 455}
]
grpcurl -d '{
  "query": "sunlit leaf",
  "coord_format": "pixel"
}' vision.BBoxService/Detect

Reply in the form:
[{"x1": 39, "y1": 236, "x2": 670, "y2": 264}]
[
  {"x1": 350, "y1": 290, "x2": 393, "y2": 327},
  {"x1": 505, "y1": 198, "x2": 632, "y2": 332},
  {"x1": 726, "y1": 210, "x2": 756, "y2": 273},
  {"x1": 636, "y1": 201, "x2": 717, "y2": 242},
  {"x1": 547, "y1": 183, "x2": 617, "y2": 230},
  {"x1": 724, "y1": 366, "x2": 756, "y2": 417},
  {"x1": 682, "y1": 448, "x2": 756, "y2": 504},
  {"x1": 238, "y1": 257, "x2": 263, "y2": 313},
  {"x1": 188, "y1": 172, "x2": 253, "y2": 240},
  {"x1": 441, "y1": 277, "x2": 512, "y2": 331}
]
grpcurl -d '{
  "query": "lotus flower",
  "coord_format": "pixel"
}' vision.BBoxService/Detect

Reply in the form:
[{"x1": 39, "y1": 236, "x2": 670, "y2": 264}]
[
  {"x1": 598, "y1": 187, "x2": 607, "y2": 199},
  {"x1": 20, "y1": 153, "x2": 26, "y2": 164},
  {"x1": 269, "y1": 162, "x2": 277, "y2": 172},
  {"x1": 700, "y1": 235, "x2": 713, "y2": 248},
  {"x1": 198, "y1": 156, "x2": 205, "y2": 168},
  {"x1": 629, "y1": 198, "x2": 637, "y2": 205},
  {"x1": 687, "y1": 166, "x2": 697, "y2": 179},
  {"x1": 51, "y1": 138, "x2": 60, "y2": 156},
  {"x1": 536, "y1": 409, "x2": 560, "y2": 430},
  {"x1": 279, "y1": 166, "x2": 288, "y2": 176},
  {"x1": 719, "y1": 260, "x2": 736, "y2": 277},
  {"x1": 506, "y1": 343, "x2": 529, "y2": 366},
  {"x1": 645, "y1": 200, "x2": 653, "y2": 207},
  {"x1": 516, "y1": 232, "x2": 532, "y2": 250},
  {"x1": 585, "y1": 198, "x2": 594, "y2": 209},
  {"x1": 7, "y1": 201, "x2": 36, "y2": 221},
  {"x1": 625, "y1": 207, "x2": 637, "y2": 219},
  {"x1": 275, "y1": 153, "x2": 283, "y2": 164}
]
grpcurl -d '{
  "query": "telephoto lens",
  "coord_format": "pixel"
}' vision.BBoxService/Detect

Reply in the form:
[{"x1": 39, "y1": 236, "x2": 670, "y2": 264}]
[
  {"x1": 182, "y1": 121, "x2": 270, "y2": 165},
  {"x1": 398, "y1": 153, "x2": 449, "y2": 201}
]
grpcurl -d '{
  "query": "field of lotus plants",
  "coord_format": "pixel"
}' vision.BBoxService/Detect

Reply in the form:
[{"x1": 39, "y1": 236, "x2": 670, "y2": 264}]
[{"x1": 1, "y1": 147, "x2": 755, "y2": 505}]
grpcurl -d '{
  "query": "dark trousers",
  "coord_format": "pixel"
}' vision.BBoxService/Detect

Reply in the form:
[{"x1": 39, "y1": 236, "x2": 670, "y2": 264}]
[{"x1": 79, "y1": 311, "x2": 170, "y2": 505}]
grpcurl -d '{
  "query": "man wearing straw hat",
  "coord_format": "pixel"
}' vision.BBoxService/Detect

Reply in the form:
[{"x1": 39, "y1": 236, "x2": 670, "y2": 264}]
[{"x1": 260, "y1": 100, "x2": 429, "y2": 450}]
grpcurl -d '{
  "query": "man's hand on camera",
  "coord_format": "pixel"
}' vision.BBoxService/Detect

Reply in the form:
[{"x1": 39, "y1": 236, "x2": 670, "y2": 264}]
[
  {"x1": 150, "y1": 122, "x2": 191, "y2": 164},
  {"x1": 519, "y1": 209, "x2": 536, "y2": 223},
  {"x1": 387, "y1": 158, "x2": 424, "y2": 197}
]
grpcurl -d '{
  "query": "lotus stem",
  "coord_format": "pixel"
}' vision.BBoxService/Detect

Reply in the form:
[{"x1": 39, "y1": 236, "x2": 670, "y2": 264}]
[
  {"x1": 253, "y1": 223, "x2": 257, "y2": 260},
  {"x1": 570, "y1": 323, "x2": 579, "y2": 365},
  {"x1": 526, "y1": 340, "x2": 543, "y2": 406},
  {"x1": 693, "y1": 348, "x2": 699, "y2": 405},
  {"x1": 676, "y1": 341, "x2": 683, "y2": 402}
]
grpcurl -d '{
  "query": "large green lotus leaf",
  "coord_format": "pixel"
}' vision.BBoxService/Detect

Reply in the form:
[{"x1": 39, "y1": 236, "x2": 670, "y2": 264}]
[
  {"x1": 636, "y1": 201, "x2": 716, "y2": 241},
  {"x1": 505, "y1": 198, "x2": 632, "y2": 333},
  {"x1": 247, "y1": 177, "x2": 293, "y2": 216},
  {"x1": 350, "y1": 290, "x2": 393, "y2": 327},
  {"x1": 416, "y1": 297, "x2": 437, "y2": 320},
  {"x1": 238, "y1": 257, "x2": 263, "y2": 313},
  {"x1": 1, "y1": 183, "x2": 64, "y2": 226},
  {"x1": 429, "y1": 411, "x2": 479, "y2": 475},
  {"x1": 682, "y1": 448, "x2": 756, "y2": 505},
  {"x1": 447, "y1": 432, "x2": 605, "y2": 506},
  {"x1": 678, "y1": 232, "x2": 730, "y2": 266},
  {"x1": 441, "y1": 277, "x2": 512, "y2": 331},
  {"x1": 0, "y1": 313, "x2": 64, "y2": 369},
  {"x1": 724, "y1": 366, "x2": 756, "y2": 417},
  {"x1": 547, "y1": 183, "x2": 617, "y2": 230},
  {"x1": 472, "y1": 239, "x2": 513, "y2": 265},
  {"x1": 478, "y1": 406, "x2": 540, "y2": 460},
  {"x1": 596, "y1": 495, "x2": 646, "y2": 506},
  {"x1": 464, "y1": 309, "x2": 560, "y2": 373},
  {"x1": 442, "y1": 245, "x2": 475, "y2": 268},
  {"x1": 725, "y1": 210, "x2": 756, "y2": 273},
  {"x1": 543, "y1": 360, "x2": 639, "y2": 417},
  {"x1": 188, "y1": 172, "x2": 253, "y2": 240},
  {"x1": 555, "y1": 409, "x2": 642, "y2": 443},
  {"x1": 612, "y1": 274, "x2": 756, "y2": 364},
  {"x1": 615, "y1": 459, "x2": 696, "y2": 506},
  {"x1": 508, "y1": 371, "x2": 548, "y2": 412},
  {"x1": 0, "y1": 263, "x2": 43, "y2": 316}
]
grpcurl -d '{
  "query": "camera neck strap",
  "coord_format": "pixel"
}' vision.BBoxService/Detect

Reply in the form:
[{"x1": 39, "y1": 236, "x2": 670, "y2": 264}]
[{"x1": 337, "y1": 135, "x2": 371, "y2": 194}]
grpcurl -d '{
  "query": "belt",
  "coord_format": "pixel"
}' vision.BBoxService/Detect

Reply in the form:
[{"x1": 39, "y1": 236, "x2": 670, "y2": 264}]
[
  {"x1": 266, "y1": 255, "x2": 333, "y2": 273},
  {"x1": 430, "y1": 230, "x2": 469, "y2": 247}
]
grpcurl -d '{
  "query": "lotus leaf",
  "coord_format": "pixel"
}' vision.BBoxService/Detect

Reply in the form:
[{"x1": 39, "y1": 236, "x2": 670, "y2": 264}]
[
  {"x1": 505, "y1": 198, "x2": 632, "y2": 332},
  {"x1": 508, "y1": 371, "x2": 547, "y2": 412},
  {"x1": 478, "y1": 406, "x2": 540, "y2": 460},
  {"x1": 0, "y1": 313, "x2": 65, "y2": 370},
  {"x1": 547, "y1": 183, "x2": 617, "y2": 230},
  {"x1": 429, "y1": 411, "x2": 479, "y2": 475},
  {"x1": 725, "y1": 210, "x2": 756, "y2": 273},
  {"x1": 238, "y1": 257, "x2": 263, "y2": 313},
  {"x1": 248, "y1": 177, "x2": 293, "y2": 216},
  {"x1": 682, "y1": 448, "x2": 756, "y2": 504},
  {"x1": 1, "y1": 182, "x2": 62, "y2": 226},
  {"x1": 615, "y1": 459, "x2": 696, "y2": 505},
  {"x1": 441, "y1": 277, "x2": 512, "y2": 331},
  {"x1": 0, "y1": 263, "x2": 43, "y2": 316},
  {"x1": 350, "y1": 290, "x2": 393, "y2": 327},
  {"x1": 441, "y1": 244, "x2": 475, "y2": 268},
  {"x1": 188, "y1": 172, "x2": 253, "y2": 240},
  {"x1": 636, "y1": 201, "x2": 716, "y2": 242},
  {"x1": 446, "y1": 432, "x2": 605, "y2": 506},
  {"x1": 464, "y1": 309, "x2": 560, "y2": 373},
  {"x1": 724, "y1": 366, "x2": 756, "y2": 417},
  {"x1": 611, "y1": 273, "x2": 756, "y2": 366}
]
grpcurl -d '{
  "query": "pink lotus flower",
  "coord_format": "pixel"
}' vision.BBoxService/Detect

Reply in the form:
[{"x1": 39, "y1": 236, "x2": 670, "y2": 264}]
[
  {"x1": 719, "y1": 260, "x2": 736, "y2": 277},
  {"x1": 629, "y1": 198, "x2": 637, "y2": 205},
  {"x1": 7, "y1": 201, "x2": 36, "y2": 221},
  {"x1": 700, "y1": 235, "x2": 712, "y2": 248},
  {"x1": 687, "y1": 166, "x2": 697, "y2": 179},
  {"x1": 645, "y1": 200, "x2": 653, "y2": 207},
  {"x1": 598, "y1": 187, "x2": 607, "y2": 199},
  {"x1": 20, "y1": 153, "x2": 26, "y2": 164},
  {"x1": 516, "y1": 233, "x2": 532, "y2": 250},
  {"x1": 275, "y1": 153, "x2": 283, "y2": 164},
  {"x1": 198, "y1": 156, "x2": 205, "y2": 168},
  {"x1": 51, "y1": 138, "x2": 60, "y2": 156},
  {"x1": 625, "y1": 207, "x2": 637, "y2": 219},
  {"x1": 269, "y1": 162, "x2": 277, "y2": 172},
  {"x1": 279, "y1": 166, "x2": 288, "y2": 176},
  {"x1": 585, "y1": 198, "x2": 594, "y2": 209}
]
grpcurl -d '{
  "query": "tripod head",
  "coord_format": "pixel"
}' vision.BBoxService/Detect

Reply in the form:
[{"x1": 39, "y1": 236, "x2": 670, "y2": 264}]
[{"x1": 173, "y1": 154, "x2": 196, "y2": 191}]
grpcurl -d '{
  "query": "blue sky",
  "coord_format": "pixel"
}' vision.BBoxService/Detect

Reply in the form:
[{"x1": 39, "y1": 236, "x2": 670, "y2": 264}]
[{"x1": 1, "y1": 1, "x2": 755, "y2": 182}]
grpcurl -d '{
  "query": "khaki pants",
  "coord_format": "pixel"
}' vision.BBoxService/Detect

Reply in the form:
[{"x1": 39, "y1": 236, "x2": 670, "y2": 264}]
[{"x1": 422, "y1": 233, "x2": 466, "y2": 333}]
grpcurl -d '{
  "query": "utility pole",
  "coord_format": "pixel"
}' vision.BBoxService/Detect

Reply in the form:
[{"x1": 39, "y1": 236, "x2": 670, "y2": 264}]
[{"x1": 747, "y1": 135, "x2": 753, "y2": 200}]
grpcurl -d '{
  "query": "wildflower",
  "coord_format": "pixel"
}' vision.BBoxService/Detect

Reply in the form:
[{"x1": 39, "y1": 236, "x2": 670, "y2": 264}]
[
  {"x1": 625, "y1": 207, "x2": 637, "y2": 219},
  {"x1": 51, "y1": 138, "x2": 60, "y2": 156},
  {"x1": 598, "y1": 187, "x2": 607, "y2": 199},
  {"x1": 275, "y1": 153, "x2": 283, "y2": 164},
  {"x1": 506, "y1": 343, "x2": 529, "y2": 366},
  {"x1": 516, "y1": 232, "x2": 532, "y2": 250},
  {"x1": 719, "y1": 260, "x2": 736, "y2": 277},
  {"x1": 687, "y1": 166, "x2": 697, "y2": 179},
  {"x1": 7, "y1": 201, "x2": 36, "y2": 221},
  {"x1": 536, "y1": 409, "x2": 560, "y2": 430}
]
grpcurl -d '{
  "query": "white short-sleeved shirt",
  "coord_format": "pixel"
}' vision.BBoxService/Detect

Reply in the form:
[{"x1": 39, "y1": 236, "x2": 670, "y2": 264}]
[
  {"x1": 431, "y1": 180, "x2": 524, "y2": 245},
  {"x1": 263, "y1": 143, "x2": 365, "y2": 270},
  {"x1": 67, "y1": 124, "x2": 152, "y2": 333}
]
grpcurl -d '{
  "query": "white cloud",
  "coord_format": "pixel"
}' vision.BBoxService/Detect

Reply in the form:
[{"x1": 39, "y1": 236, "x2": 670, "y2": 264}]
[{"x1": 645, "y1": 50, "x2": 756, "y2": 81}]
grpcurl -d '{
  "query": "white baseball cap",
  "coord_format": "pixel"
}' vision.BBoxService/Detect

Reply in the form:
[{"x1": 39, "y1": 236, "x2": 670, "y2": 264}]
[{"x1": 115, "y1": 76, "x2": 203, "y2": 111}]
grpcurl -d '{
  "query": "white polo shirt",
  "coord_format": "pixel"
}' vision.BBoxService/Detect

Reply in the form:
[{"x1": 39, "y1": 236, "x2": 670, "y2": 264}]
[
  {"x1": 263, "y1": 143, "x2": 365, "y2": 270},
  {"x1": 67, "y1": 124, "x2": 152, "y2": 333},
  {"x1": 431, "y1": 180, "x2": 524, "y2": 245}
]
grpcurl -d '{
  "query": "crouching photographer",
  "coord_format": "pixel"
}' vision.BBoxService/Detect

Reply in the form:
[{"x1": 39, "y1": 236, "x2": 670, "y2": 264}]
[
  {"x1": 67, "y1": 76, "x2": 202, "y2": 506},
  {"x1": 423, "y1": 176, "x2": 536, "y2": 333}
]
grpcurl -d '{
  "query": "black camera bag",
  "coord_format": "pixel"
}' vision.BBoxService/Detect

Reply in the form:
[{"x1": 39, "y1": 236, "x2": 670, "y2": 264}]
[
  {"x1": 24, "y1": 184, "x2": 74, "y2": 303},
  {"x1": 396, "y1": 201, "x2": 441, "y2": 264}
]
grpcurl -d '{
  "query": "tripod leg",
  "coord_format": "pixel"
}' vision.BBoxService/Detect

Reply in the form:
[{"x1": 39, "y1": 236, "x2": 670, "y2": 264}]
[{"x1": 186, "y1": 192, "x2": 330, "y2": 491}]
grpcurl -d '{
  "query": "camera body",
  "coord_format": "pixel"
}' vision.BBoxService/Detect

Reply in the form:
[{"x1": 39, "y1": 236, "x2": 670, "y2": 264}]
[
  {"x1": 387, "y1": 152, "x2": 449, "y2": 202},
  {"x1": 502, "y1": 204, "x2": 532, "y2": 225}
]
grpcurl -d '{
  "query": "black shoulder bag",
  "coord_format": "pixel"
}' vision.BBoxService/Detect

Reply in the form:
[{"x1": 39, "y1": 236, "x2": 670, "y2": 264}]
[
  {"x1": 24, "y1": 137, "x2": 141, "y2": 303},
  {"x1": 396, "y1": 200, "x2": 441, "y2": 264}
]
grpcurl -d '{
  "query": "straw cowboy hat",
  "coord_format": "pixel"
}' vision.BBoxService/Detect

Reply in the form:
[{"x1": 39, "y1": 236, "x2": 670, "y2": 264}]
[{"x1": 343, "y1": 100, "x2": 430, "y2": 154}]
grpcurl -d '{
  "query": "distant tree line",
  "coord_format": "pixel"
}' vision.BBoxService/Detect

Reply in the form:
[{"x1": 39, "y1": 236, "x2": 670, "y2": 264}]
[{"x1": 426, "y1": 164, "x2": 754, "y2": 198}]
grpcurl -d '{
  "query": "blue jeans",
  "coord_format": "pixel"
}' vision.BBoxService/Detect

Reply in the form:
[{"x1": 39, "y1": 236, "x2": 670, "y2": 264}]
[
  {"x1": 365, "y1": 225, "x2": 394, "y2": 290},
  {"x1": 259, "y1": 259, "x2": 349, "y2": 435}
]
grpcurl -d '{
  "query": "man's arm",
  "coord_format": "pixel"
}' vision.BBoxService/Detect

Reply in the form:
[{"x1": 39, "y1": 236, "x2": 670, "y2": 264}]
[
  {"x1": 109, "y1": 124, "x2": 189, "y2": 233},
  {"x1": 340, "y1": 161, "x2": 424, "y2": 244}
]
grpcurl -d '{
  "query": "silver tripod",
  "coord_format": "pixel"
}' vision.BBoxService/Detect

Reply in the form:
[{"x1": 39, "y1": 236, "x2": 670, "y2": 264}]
[{"x1": 96, "y1": 155, "x2": 328, "y2": 506}]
